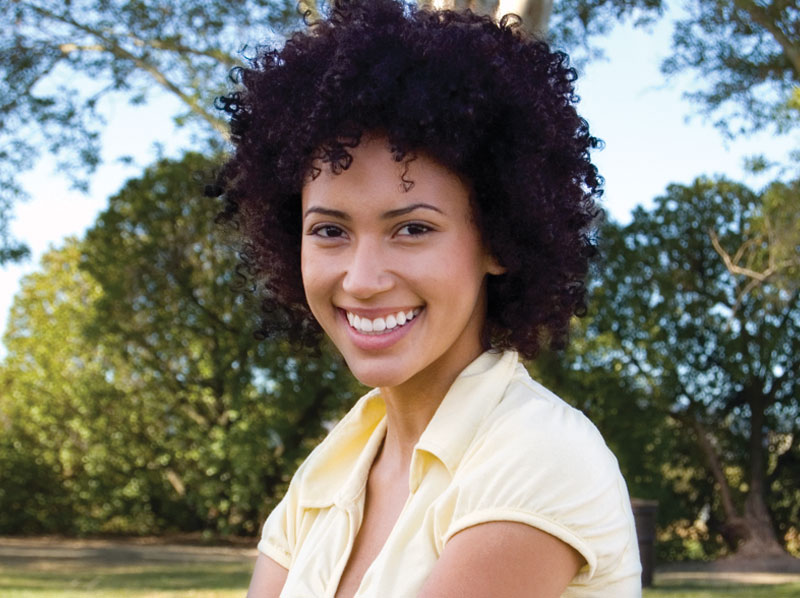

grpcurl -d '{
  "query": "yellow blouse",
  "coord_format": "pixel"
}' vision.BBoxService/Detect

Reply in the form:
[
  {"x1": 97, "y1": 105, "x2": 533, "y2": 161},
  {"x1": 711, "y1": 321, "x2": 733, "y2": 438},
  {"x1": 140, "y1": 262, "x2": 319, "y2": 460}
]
[{"x1": 259, "y1": 351, "x2": 642, "y2": 597}]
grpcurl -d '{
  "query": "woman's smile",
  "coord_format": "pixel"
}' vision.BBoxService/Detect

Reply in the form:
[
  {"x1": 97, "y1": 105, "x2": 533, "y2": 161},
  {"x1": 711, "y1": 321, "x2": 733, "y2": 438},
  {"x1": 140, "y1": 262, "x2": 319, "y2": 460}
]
[
  {"x1": 337, "y1": 306, "x2": 423, "y2": 352},
  {"x1": 344, "y1": 307, "x2": 421, "y2": 334},
  {"x1": 300, "y1": 135, "x2": 503, "y2": 391}
]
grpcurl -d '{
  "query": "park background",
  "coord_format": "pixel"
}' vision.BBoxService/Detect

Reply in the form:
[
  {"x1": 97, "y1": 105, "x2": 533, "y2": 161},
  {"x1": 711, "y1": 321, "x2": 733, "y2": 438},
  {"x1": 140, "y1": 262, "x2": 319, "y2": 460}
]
[{"x1": 0, "y1": 0, "x2": 798, "y2": 594}]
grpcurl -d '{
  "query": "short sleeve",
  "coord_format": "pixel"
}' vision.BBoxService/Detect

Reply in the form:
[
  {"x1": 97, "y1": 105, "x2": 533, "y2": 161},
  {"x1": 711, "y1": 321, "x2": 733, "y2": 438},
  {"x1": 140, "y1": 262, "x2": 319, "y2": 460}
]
[
  {"x1": 434, "y1": 390, "x2": 639, "y2": 583},
  {"x1": 257, "y1": 470, "x2": 306, "y2": 570}
]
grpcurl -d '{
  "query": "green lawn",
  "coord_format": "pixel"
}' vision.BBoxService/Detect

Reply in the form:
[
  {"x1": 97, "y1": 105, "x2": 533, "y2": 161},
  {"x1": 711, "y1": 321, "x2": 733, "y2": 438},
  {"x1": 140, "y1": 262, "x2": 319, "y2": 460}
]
[
  {"x1": 0, "y1": 561, "x2": 253, "y2": 598},
  {"x1": 2, "y1": 560, "x2": 799, "y2": 597},
  {"x1": 644, "y1": 582, "x2": 800, "y2": 597}
]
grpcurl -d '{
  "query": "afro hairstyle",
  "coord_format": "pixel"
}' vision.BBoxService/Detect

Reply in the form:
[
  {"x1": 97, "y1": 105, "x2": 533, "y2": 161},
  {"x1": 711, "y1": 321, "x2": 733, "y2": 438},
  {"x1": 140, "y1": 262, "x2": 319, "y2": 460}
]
[{"x1": 215, "y1": 0, "x2": 603, "y2": 360}]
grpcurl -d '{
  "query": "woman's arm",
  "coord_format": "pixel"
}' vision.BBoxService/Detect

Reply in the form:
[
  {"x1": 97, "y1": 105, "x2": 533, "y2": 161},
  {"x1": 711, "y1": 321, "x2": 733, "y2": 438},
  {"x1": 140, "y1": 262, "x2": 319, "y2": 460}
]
[
  {"x1": 246, "y1": 553, "x2": 289, "y2": 598},
  {"x1": 418, "y1": 521, "x2": 584, "y2": 598}
]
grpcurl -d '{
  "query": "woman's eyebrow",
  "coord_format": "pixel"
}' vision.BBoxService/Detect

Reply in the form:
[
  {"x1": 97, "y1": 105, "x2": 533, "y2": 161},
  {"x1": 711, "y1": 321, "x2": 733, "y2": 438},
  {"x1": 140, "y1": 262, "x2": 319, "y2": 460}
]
[
  {"x1": 304, "y1": 202, "x2": 443, "y2": 221},
  {"x1": 303, "y1": 206, "x2": 349, "y2": 220},
  {"x1": 381, "y1": 203, "x2": 443, "y2": 219}
]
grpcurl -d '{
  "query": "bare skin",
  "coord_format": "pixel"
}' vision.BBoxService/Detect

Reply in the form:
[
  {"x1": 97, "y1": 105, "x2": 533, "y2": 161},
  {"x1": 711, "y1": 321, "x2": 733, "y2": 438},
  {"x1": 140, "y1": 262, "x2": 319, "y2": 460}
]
[
  {"x1": 334, "y1": 439, "x2": 410, "y2": 598},
  {"x1": 246, "y1": 553, "x2": 288, "y2": 598},
  {"x1": 246, "y1": 139, "x2": 585, "y2": 597},
  {"x1": 418, "y1": 522, "x2": 585, "y2": 598}
]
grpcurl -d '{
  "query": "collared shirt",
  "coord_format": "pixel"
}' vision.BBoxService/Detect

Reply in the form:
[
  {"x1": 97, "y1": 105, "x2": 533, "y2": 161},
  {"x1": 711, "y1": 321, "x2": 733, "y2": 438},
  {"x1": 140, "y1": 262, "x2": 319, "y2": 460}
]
[{"x1": 259, "y1": 351, "x2": 642, "y2": 597}]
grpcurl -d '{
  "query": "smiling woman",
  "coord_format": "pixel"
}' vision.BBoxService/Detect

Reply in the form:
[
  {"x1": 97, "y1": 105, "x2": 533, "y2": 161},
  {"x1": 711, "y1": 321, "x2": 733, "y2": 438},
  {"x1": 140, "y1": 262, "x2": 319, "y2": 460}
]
[
  {"x1": 300, "y1": 136, "x2": 503, "y2": 392},
  {"x1": 213, "y1": 0, "x2": 642, "y2": 596}
]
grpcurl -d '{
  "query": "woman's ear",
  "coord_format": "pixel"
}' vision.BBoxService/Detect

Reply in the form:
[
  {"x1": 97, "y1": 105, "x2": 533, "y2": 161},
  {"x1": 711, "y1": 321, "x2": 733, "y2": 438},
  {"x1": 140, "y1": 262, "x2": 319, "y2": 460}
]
[{"x1": 486, "y1": 255, "x2": 507, "y2": 275}]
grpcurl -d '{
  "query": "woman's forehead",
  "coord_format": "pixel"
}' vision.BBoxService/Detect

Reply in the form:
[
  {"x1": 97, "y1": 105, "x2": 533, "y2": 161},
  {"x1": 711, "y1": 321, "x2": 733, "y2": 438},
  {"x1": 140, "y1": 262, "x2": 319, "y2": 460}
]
[{"x1": 301, "y1": 137, "x2": 472, "y2": 217}]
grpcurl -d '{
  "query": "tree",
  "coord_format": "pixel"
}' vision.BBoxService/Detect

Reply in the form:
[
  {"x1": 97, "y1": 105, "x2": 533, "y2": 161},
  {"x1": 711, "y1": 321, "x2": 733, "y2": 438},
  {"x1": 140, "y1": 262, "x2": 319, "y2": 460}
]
[
  {"x1": 0, "y1": 239, "x2": 142, "y2": 533},
  {"x1": 505, "y1": 0, "x2": 799, "y2": 137},
  {"x1": 0, "y1": 153, "x2": 361, "y2": 535},
  {"x1": 79, "y1": 152, "x2": 361, "y2": 534},
  {"x1": 663, "y1": 0, "x2": 800, "y2": 137},
  {"x1": 560, "y1": 177, "x2": 800, "y2": 557},
  {"x1": 1, "y1": 0, "x2": 299, "y2": 263},
  {"x1": 448, "y1": 1, "x2": 799, "y2": 136}
]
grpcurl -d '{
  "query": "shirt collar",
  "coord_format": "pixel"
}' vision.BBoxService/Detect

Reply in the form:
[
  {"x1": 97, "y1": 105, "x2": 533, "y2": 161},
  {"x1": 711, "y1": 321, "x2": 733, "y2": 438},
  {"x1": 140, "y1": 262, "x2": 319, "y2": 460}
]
[
  {"x1": 297, "y1": 350, "x2": 519, "y2": 507},
  {"x1": 298, "y1": 387, "x2": 387, "y2": 509},
  {"x1": 414, "y1": 350, "x2": 518, "y2": 480}
]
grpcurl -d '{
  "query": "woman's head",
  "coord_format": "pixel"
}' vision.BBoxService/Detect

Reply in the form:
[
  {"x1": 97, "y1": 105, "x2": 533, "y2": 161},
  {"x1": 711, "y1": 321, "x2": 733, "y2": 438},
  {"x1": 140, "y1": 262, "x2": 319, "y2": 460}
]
[
  {"x1": 216, "y1": 0, "x2": 602, "y2": 360},
  {"x1": 300, "y1": 133, "x2": 505, "y2": 389}
]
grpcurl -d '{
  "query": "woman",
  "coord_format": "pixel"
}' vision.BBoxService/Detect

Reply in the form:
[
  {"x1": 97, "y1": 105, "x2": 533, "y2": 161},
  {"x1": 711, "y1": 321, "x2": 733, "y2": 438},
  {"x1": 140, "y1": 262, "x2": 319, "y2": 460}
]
[{"x1": 216, "y1": 1, "x2": 642, "y2": 596}]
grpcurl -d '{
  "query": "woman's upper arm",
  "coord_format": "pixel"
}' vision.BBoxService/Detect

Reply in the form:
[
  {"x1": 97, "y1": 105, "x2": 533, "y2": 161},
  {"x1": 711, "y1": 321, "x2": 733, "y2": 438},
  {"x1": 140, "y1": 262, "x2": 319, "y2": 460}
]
[
  {"x1": 246, "y1": 553, "x2": 289, "y2": 598},
  {"x1": 418, "y1": 521, "x2": 585, "y2": 598}
]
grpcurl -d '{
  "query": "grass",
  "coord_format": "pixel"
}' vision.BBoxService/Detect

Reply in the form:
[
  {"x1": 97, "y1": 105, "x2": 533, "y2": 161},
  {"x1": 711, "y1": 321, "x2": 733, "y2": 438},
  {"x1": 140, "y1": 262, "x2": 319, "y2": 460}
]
[
  {"x1": 2, "y1": 559, "x2": 799, "y2": 597},
  {"x1": 644, "y1": 581, "x2": 800, "y2": 597},
  {"x1": 0, "y1": 561, "x2": 253, "y2": 598}
]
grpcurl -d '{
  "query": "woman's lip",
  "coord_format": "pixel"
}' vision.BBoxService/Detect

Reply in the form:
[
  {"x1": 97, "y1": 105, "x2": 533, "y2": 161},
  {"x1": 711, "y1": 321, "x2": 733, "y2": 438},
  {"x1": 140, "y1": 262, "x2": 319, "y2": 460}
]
[{"x1": 338, "y1": 307, "x2": 421, "y2": 351}]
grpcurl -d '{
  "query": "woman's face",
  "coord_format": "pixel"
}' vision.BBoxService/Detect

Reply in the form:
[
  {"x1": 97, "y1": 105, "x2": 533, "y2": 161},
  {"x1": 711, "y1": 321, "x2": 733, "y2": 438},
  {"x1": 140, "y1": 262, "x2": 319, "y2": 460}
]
[{"x1": 300, "y1": 136, "x2": 503, "y2": 391}]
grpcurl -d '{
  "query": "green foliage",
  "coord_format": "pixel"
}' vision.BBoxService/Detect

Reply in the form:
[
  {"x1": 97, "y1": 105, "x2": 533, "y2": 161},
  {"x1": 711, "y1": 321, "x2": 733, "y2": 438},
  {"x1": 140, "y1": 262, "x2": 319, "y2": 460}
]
[
  {"x1": 0, "y1": 153, "x2": 361, "y2": 536},
  {"x1": 534, "y1": 176, "x2": 800, "y2": 557},
  {"x1": 0, "y1": 240, "x2": 116, "y2": 533},
  {"x1": 0, "y1": 183, "x2": 30, "y2": 263},
  {"x1": 662, "y1": 0, "x2": 800, "y2": 136},
  {"x1": 0, "y1": 0, "x2": 299, "y2": 263},
  {"x1": 548, "y1": 0, "x2": 664, "y2": 57}
]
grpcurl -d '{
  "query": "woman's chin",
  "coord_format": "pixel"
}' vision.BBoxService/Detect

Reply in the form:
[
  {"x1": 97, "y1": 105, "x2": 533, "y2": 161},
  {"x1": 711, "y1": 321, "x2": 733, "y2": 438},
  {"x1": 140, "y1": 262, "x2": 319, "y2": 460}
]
[
  {"x1": 348, "y1": 367, "x2": 408, "y2": 390},
  {"x1": 342, "y1": 356, "x2": 415, "y2": 390}
]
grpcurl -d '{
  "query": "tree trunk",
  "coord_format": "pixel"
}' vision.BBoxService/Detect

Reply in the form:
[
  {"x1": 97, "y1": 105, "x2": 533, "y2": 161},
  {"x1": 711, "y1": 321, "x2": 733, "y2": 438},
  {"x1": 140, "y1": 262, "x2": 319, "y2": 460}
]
[
  {"x1": 726, "y1": 388, "x2": 786, "y2": 557},
  {"x1": 722, "y1": 494, "x2": 786, "y2": 557},
  {"x1": 678, "y1": 410, "x2": 786, "y2": 557}
]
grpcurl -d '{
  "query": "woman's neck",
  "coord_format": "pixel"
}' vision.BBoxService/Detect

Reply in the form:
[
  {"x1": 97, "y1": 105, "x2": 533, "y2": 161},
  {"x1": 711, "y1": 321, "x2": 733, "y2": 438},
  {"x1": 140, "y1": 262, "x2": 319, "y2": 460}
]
[{"x1": 377, "y1": 341, "x2": 485, "y2": 468}]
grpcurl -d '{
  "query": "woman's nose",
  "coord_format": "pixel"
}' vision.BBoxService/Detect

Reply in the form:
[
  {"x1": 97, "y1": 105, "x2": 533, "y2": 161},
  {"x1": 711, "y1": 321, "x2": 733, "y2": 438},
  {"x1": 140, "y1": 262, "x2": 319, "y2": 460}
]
[{"x1": 342, "y1": 240, "x2": 394, "y2": 299}]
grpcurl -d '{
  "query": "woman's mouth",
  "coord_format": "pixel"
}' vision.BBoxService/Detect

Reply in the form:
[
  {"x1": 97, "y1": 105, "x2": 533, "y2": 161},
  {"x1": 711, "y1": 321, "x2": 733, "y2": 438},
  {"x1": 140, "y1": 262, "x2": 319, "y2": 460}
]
[{"x1": 345, "y1": 308, "x2": 421, "y2": 334}]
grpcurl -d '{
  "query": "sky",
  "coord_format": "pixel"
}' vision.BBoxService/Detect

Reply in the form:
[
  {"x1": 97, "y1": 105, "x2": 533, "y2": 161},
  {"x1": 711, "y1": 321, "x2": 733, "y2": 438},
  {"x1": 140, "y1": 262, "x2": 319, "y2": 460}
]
[{"x1": 0, "y1": 6, "x2": 795, "y2": 353}]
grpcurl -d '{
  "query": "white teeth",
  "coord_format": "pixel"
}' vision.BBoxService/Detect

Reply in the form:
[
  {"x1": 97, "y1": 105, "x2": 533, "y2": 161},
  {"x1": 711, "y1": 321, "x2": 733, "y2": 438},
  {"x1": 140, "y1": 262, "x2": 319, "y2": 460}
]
[{"x1": 346, "y1": 308, "x2": 421, "y2": 334}]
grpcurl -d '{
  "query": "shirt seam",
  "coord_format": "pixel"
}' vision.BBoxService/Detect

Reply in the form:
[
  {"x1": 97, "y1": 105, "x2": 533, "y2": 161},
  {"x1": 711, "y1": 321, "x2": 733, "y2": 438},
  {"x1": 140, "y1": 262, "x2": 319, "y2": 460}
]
[{"x1": 257, "y1": 537, "x2": 292, "y2": 569}]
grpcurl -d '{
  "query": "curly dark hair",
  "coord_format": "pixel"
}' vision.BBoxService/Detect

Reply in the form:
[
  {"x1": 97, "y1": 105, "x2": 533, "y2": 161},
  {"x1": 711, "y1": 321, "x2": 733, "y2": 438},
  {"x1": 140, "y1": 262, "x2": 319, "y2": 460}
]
[{"x1": 215, "y1": 0, "x2": 602, "y2": 360}]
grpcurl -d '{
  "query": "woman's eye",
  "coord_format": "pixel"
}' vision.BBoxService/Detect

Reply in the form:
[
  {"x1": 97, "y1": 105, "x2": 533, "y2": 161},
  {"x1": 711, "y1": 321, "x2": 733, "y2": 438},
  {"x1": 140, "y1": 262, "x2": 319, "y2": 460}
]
[
  {"x1": 397, "y1": 223, "x2": 432, "y2": 237},
  {"x1": 310, "y1": 225, "x2": 345, "y2": 238}
]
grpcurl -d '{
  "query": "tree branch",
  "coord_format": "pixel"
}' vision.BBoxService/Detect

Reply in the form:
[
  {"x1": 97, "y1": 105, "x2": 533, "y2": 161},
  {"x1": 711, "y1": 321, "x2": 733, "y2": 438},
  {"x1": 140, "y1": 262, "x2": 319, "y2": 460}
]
[
  {"x1": 669, "y1": 410, "x2": 739, "y2": 522},
  {"x1": 708, "y1": 227, "x2": 778, "y2": 317},
  {"x1": 709, "y1": 228, "x2": 774, "y2": 283},
  {"x1": 25, "y1": 3, "x2": 229, "y2": 138},
  {"x1": 121, "y1": 33, "x2": 238, "y2": 68},
  {"x1": 734, "y1": 0, "x2": 800, "y2": 79}
]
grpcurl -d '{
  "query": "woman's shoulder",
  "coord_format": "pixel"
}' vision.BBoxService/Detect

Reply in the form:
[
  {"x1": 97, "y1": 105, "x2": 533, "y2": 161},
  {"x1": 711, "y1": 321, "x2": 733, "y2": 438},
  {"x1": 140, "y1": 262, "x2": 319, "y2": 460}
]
[
  {"x1": 472, "y1": 363, "x2": 617, "y2": 468},
  {"x1": 442, "y1": 363, "x2": 641, "y2": 586}
]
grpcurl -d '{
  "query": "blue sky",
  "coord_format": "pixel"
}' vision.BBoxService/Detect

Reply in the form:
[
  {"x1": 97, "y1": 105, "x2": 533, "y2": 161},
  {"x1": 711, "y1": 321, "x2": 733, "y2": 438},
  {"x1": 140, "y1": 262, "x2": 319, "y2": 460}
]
[{"x1": 0, "y1": 8, "x2": 793, "y2": 351}]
